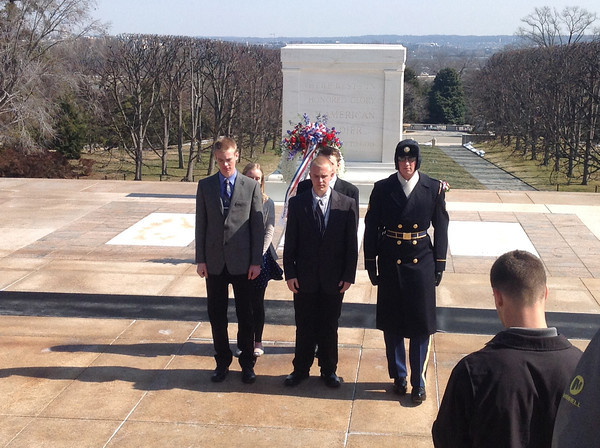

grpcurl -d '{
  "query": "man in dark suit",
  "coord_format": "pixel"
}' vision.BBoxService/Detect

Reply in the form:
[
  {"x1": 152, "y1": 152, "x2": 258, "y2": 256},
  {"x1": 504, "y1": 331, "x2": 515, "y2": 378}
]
[
  {"x1": 296, "y1": 146, "x2": 360, "y2": 213},
  {"x1": 364, "y1": 139, "x2": 449, "y2": 403},
  {"x1": 283, "y1": 155, "x2": 358, "y2": 388},
  {"x1": 195, "y1": 136, "x2": 264, "y2": 384}
]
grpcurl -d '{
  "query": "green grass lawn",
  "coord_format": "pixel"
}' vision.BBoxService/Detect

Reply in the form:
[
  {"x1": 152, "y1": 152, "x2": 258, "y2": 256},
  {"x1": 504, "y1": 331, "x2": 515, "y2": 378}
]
[
  {"x1": 76, "y1": 139, "x2": 600, "y2": 192},
  {"x1": 78, "y1": 143, "x2": 485, "y2": 189},
  {"x1": 78, "y1": 143, "x2": 282, "y2": 183},
  {"x1": 480, "y1": 140, "x2": 600, "y2": 192},
  {"x1": 419, "y1": 145, "x2": 485, "y2": 190}
]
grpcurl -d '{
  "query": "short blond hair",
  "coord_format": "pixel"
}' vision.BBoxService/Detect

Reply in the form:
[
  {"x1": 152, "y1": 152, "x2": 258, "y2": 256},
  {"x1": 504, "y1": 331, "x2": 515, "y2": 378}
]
[
  {"x1": 310, "y1": 154, "x2": 335, "y2": 171},
  {"x1": 213, "y1": 136, "x2": 237, "y2": 154}
]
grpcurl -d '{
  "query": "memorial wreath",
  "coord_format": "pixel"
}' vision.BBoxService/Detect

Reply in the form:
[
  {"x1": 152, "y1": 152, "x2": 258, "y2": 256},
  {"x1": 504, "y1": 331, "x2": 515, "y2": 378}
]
[
  {"x1": 278, "y1": 113, "x2": 344, "y2": 220},
  {"x1": 278, "y1": 114, "x2": 343, "y2": 183}
]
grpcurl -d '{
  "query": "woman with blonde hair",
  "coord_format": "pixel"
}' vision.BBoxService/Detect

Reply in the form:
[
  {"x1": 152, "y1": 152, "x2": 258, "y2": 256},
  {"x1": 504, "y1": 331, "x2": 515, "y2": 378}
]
[{"x1": 240, "y1": 162, "x2": 282, "y2": 356}]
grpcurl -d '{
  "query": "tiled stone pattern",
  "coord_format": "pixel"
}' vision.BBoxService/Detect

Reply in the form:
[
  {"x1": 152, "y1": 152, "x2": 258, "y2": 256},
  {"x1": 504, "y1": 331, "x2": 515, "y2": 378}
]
[{"x1": 1, "y1": 178, "x2": 599, "y2": 447}]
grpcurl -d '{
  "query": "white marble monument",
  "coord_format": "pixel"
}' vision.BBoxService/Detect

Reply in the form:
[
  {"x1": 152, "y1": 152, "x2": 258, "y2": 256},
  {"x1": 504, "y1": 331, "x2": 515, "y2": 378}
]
[{"x1": 281, "y1": 44, "x2": 407, "y2": 163}]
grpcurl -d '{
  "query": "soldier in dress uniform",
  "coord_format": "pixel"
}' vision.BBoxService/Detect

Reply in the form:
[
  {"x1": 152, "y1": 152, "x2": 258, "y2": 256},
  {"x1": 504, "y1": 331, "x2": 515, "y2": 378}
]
[{"x1": 363, "y1": 139, "x2": 449, "y2": 403}]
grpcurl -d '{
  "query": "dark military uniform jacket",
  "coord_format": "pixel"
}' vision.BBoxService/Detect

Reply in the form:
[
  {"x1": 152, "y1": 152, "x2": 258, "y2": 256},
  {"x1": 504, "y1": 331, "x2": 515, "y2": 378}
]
[
  {"x1": 363, "y1": 172, "x2": 449, "y2": 337},
  {"x1": 432, "y1": 329, "x2": 582, "y2": 448}
]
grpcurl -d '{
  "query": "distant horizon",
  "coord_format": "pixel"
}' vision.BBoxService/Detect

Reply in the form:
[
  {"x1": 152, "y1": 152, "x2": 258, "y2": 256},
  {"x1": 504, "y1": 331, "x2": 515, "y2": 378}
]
[
  {"x1": 96, "y1": 33, "x2": 522, "y2": 44},
  {"x1": 93, "y1": 1, "x2": 600, "y2": 39},
  {"x1": 204, "y1": 34, "x2": 519, "y2": 38}
]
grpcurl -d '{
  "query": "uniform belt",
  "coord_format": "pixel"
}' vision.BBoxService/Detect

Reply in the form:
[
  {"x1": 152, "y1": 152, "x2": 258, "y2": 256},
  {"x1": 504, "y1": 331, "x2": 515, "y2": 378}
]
[{"x1": 385, "y1": 230, "x2": 427, "y2": 240}]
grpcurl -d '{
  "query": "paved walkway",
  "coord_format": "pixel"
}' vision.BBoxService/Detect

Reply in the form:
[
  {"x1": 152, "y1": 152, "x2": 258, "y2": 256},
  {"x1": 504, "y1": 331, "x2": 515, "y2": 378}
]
[
  {"x1": 411, "y1": 130, "x2": 535, "y2": 191},
  {"x1": 1, "y1": 178, "x2": 600, "y2": 447},
  {"x1": 439, "y1": 144, "x2": 535, "y2": 191}
]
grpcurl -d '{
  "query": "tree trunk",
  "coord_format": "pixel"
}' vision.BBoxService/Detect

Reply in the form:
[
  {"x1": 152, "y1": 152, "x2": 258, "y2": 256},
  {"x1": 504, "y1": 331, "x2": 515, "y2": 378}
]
[
  {"x1": 542, "y1": 139, "x2": 550, "y2": 166},
  {"x1": 135, "y1": 123, "x2": 143, "y2": 181},
  {"x1": 162, "y1": 110, "x2": 169, "y2": 176},
  {"x1": 185, "y1": 137, "x2": 196, "y2": 182},
  {"x1": 567, "y1": 124, "x2": 580, "y2": 178},
  {"x1": 177, "y1": 96, "x2": 184, "y2": 169},
  {"x1": 582, "y1": 102, "x2": 597, "y2": 185}
]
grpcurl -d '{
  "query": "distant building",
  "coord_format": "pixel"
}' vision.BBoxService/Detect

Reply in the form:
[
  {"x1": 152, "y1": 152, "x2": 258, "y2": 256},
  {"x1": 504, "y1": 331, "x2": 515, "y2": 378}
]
[{"x1": 417, "y1": 73, "x2": 435, "y2": 83}]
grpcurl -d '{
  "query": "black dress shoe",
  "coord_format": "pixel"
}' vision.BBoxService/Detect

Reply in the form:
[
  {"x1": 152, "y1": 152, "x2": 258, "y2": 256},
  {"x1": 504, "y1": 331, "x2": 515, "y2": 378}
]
[
  {"x1": 411, "y1": 386, "x2": 426, "y2": 403},
  {"x1": 241, "y1": 367, "x2": 256, "y2": 384},
  {"x1": 321, "y1": 372, "x2": 342, "y2": 388},
  {"x1": 284, "y1": 371, "x2": 309, "y2": 386},
  {"x1": 211, "y1": 367, "x2": 229, "y2": 383},
  {"x1": 393, "y1": 377, "x2": 407, "y2": 395}
]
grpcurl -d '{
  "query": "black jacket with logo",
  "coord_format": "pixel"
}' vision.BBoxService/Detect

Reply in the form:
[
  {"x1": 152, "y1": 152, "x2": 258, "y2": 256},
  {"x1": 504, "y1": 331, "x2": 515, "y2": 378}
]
[{"x1": 432, "y1": 329, "x2": 582, "y2": 448}]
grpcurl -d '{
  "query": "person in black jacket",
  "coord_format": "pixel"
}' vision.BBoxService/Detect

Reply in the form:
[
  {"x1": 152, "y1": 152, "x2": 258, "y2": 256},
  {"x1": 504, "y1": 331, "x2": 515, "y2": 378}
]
[
  {"x1": 552, "y1": 326, "x2": 600, "y2": 448},
  {"x1": 364, "y1": 139, "x2": 449, "y2": 403},
  {"x1": 432, "y1": 250, "x2": 582, "y2": 448},
  {"x1": 283, "y1": 155, "x2": 358, "y2": 388},
  {"x1": 296, "y1": 146, "x2": 359, "y2": 214}
]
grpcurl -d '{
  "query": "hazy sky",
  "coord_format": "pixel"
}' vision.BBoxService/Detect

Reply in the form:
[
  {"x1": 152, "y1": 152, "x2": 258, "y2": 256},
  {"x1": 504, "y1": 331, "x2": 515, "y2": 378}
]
[{"x1": 92, "y1": 1, "x2": 600, "y2": 38}]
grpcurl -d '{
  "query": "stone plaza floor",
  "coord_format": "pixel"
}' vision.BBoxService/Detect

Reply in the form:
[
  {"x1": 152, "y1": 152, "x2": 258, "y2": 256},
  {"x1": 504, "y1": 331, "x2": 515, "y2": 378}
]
[{"x1": 1, "y1": 177, "x2": 600, "y2": 447}]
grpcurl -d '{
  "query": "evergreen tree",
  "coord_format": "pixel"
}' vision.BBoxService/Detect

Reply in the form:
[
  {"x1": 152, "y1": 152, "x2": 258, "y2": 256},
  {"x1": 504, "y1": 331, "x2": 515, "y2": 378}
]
[
  {"x1": 428, "y1": 68, "x2": 466, "y2": 124},
  {"x1": 51, "y1": 97, "x2": 87, "y2": 160},
  {"x1": 404, "y1": 66, "x2": 429, "y2": 123}
]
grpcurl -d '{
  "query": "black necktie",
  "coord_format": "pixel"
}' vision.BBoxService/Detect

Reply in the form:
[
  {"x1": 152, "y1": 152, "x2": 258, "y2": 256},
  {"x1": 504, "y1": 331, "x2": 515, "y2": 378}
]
[{"x1": 315, "y1": 199, "x2": 325, "y2": 236}]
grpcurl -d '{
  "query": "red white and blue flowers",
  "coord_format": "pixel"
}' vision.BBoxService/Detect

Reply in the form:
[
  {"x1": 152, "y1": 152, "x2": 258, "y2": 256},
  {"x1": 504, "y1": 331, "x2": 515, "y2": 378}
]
[
  {"x1": 281, "y1": 113, "x2": 342, "y2": 163},
  {"x1": 278, "y1": 114, "x2": 343, "y2": 221}
]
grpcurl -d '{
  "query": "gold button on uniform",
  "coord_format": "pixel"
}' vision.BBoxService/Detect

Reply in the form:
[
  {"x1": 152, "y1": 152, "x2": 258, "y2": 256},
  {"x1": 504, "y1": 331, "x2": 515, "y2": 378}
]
[
  {"x1": 397, "y1": 240, "x2": 402, "y2": 245},
  {"x1": 397, "y1": 224, "x2": 403, "y2": 229},
  {"x1": 412, "y1": 240, "x2": 417, "y2": 245},
  {"x1": 413, "y1": 224, "x2": 418, "y2": 229},
  {"x1": 397, "y1": 259, "x2": 402, "y2": 265},
  {"x1": 413, "y1": 258, "x2": 418, "y2": 264}
]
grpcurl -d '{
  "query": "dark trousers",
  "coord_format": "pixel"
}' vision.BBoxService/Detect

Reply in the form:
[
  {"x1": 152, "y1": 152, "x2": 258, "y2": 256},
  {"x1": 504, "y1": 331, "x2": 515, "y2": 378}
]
[
  {"x1": 250, "y1": 287, "x2": 266, "y2": 343},
  {"x1": 384, "y1": 332, "x2": 431, "y2": 388},
  {"x1": 292, "y1": 290, "x2": 343, "y2": 376},
  {"x1": 206, "y1": 266, "x2": 255, "y2": 369}
]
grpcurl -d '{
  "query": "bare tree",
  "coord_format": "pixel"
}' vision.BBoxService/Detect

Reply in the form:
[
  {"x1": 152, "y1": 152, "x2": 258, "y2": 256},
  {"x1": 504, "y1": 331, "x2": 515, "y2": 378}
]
[
  {"x1": 562, "y1": 6, "x2": 599, "y2": 44},
  {"x1": 471, "y1": 41, "x2": 600, "y2": 186},
  {"x1": 171, "y1": 38, "x2": 193, "y2": 170},
  {"x1": 263, "y1": 60, "x2": 283, "y2": 155},
  {"x1": 154, "y1": 36, "x2": 181, "y2": 176},
  {"x1": 517, "y1": 6, "x2": 598, "y2": 47},
  {"x1": 236, "y1": 46, "x2": 281, "y2": 158},
  {"x1": 101, "y1": 34, "x2": 165, "y2": 180},
  {"x1": 0, "y1": 0, "x2": 100, "y2": 150},
  {"x1": 202, "y1": 40, "x2": 244, "y2": 175},
  {"x1": 183, "y1": 38, "x2": 209, "y2": 182}
]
